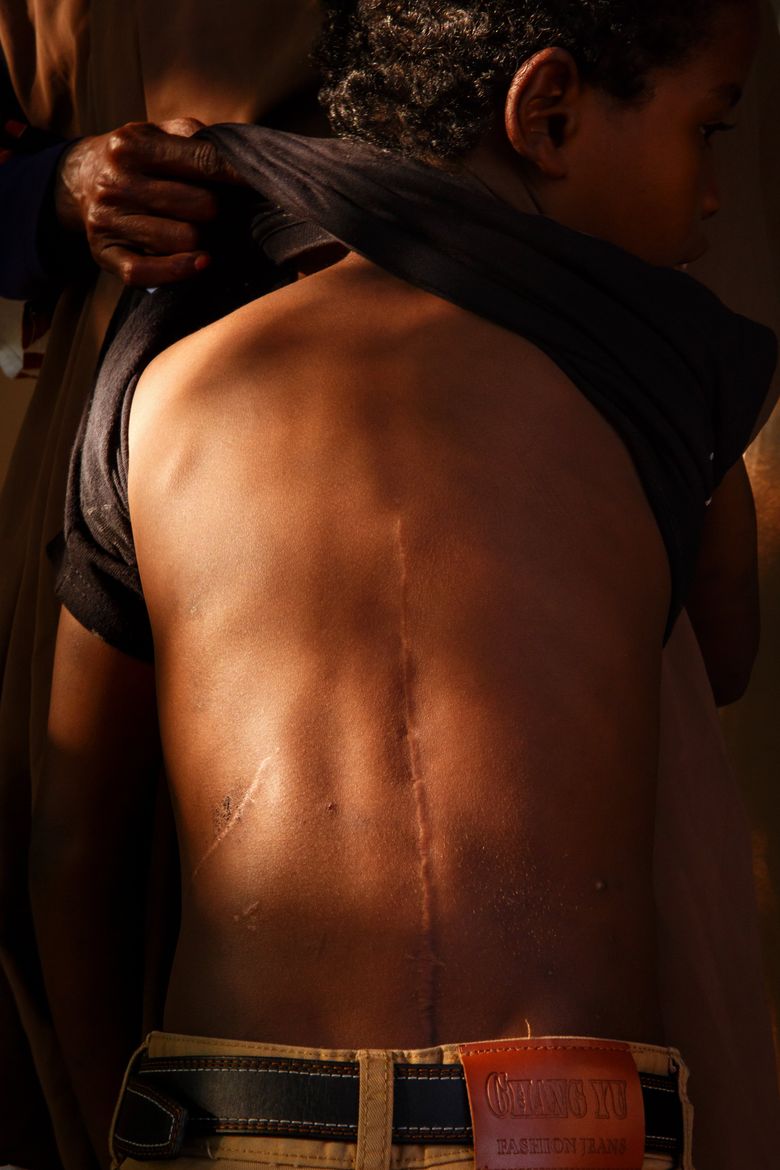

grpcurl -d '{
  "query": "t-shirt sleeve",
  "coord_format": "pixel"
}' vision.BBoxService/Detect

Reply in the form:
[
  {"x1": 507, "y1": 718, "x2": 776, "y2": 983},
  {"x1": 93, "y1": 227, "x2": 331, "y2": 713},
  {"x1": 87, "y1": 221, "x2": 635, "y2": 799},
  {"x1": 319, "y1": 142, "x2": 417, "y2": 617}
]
[
  {"x1": 51, "y1": 226, "x2": 291, "y2": 659},
  {"x1": 55, "y1": 372, "x2": 155, "y2": 661}
]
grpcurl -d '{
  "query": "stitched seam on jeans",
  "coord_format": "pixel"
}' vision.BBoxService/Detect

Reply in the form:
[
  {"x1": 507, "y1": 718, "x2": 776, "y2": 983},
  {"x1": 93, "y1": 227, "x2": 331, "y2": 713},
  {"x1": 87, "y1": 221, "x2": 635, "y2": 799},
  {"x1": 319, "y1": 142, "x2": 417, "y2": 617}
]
[
  {"x1": 140, "y1": 1065, "x2": 358, "y2": 1078},
  {"x1": 380, "y1": 1055, "x2": 390, "y2": 1170},
  {"x1": 394, "y1": 1157, "x2": 473, "y2": 1170},
  {"x1": 114, "y1": 1086, "x2": 176, "y2": 1151},
  {"x1": 155, "y1": 1034, "x2": 359, "y2": 1060},
  {"x1": 144, "y1": 1055, "x2": 358, "y2": 1070},
  {"x1": 357, "y1": 1054, "x2": 369, "y2": 1169},
  {"x1": 200, "y1": 1142, "x2": 352, "y2": 1163}
]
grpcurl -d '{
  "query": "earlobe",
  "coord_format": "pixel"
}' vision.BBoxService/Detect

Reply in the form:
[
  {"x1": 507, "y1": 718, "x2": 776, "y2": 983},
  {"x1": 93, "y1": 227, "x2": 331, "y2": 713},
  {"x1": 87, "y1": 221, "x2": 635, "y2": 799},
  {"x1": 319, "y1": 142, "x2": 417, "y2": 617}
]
[{"x1": 504, "y1": 48, "x2": 582, "y2": 180}]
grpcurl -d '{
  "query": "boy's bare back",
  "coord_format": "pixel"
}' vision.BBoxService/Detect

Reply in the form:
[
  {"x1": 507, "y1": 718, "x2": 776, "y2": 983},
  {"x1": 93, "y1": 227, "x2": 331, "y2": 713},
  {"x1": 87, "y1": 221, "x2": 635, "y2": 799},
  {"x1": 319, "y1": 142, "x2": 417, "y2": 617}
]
[{"x1": 129, "y1": 254, "x2": 669, "y2": 1050}]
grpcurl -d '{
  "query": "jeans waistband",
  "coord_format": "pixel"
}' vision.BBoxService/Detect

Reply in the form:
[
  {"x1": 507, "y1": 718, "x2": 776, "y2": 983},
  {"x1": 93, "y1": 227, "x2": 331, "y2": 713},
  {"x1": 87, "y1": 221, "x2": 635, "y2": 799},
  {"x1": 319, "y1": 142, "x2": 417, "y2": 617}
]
[{"x1": 110, "y1": 1030, "x2": 694, "y2": 1170}]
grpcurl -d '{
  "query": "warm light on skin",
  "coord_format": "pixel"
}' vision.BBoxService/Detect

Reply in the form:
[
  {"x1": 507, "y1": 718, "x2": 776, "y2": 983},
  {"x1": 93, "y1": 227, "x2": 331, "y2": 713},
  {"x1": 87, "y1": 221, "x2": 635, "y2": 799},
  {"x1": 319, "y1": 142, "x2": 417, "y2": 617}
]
[{"x1": 466, "y1": 1, "x2": 760, "y2": 268}]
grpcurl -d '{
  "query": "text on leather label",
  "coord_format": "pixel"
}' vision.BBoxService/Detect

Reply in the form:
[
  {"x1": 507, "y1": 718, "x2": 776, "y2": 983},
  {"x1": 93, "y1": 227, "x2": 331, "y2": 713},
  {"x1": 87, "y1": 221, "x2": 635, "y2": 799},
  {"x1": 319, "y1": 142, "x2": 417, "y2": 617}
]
[{"x1": 459, "y1": 1038, "x2": 645, "y2": 1170}]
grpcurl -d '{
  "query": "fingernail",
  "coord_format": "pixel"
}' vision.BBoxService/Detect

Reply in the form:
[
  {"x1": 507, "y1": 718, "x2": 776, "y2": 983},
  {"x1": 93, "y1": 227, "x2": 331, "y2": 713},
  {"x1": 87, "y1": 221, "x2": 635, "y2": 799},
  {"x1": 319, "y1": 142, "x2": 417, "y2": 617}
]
[{"x1": 194, "y1": 254, "x2": 211, "y2": 271}]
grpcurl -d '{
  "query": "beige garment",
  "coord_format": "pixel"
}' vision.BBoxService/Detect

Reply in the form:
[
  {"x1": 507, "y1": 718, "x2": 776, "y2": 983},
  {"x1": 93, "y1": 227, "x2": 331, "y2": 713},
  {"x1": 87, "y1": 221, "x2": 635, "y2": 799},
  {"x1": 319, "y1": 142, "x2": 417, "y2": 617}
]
[
  {"x1": 0, "y1": 0, "x2": 323, "y2": 787},
  {"x1": 688, "y1": 0, "x2": 780, "y2": 1071},
  {"x1": 0, "y1": 271, "x2": 120, "y2": 1170},
  {"x1": 654, "y1": 21, "x2": 780, "y2": 1130},
  {"x1": 656, "y1": 614, "x2": 780, "y2": 1169},
  {"x1": 0, "y1": 4, "x2": 322, "y2": 1168},
  {"x1": 0, "y1": 0, "x2": 322, "y2": 136},
  {"x1": 653, "y1": 14, "x2": 780, "y2": 1147}
]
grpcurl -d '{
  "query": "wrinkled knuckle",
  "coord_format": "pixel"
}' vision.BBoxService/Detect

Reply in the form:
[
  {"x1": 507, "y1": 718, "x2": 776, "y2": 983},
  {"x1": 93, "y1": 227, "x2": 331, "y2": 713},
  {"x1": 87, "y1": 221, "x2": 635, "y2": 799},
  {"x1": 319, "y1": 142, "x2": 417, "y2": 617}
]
[
  {"x1": 116, "y1": 255, "x2": 139, "y2": 285},
  {"x1": 106, "y1": 121, "x2": 146, "y2": 162},
  {"x1": 85, "y1": 201, "x2": 111, "y2": 232},
  {"x1": 189, "y1": 141, "x2": 218, "y2": 176},
  {"x1": 93, "y1": 170, "x2": 119, "y2": 201},
  {"x1": 106, "y1": 128, "x2": 131, "y2": 161}
]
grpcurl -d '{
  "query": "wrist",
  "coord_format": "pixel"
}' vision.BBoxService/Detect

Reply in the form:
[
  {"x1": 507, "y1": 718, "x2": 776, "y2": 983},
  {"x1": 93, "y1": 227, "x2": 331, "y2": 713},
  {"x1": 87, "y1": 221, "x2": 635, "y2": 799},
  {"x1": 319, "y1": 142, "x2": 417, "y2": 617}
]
[{"x1": 54, "y1": 136, "x2": 91, "y2": 233}]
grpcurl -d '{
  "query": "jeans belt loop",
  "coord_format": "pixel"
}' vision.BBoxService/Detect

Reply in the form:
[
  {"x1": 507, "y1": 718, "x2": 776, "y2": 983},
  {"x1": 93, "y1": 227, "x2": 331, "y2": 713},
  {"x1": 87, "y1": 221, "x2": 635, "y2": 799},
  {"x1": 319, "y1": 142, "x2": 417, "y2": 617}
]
[{"x1": 356, "y1": 1050, "x2": 394, "y2": 1170}]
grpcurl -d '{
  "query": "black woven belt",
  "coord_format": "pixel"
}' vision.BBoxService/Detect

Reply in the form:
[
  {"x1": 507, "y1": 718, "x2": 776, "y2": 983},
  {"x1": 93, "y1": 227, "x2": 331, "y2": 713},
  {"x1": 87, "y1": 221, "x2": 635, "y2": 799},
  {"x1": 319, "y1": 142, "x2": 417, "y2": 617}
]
[{"x1": 113, "y1": 1053, "x2": 684, "y2": 1162}]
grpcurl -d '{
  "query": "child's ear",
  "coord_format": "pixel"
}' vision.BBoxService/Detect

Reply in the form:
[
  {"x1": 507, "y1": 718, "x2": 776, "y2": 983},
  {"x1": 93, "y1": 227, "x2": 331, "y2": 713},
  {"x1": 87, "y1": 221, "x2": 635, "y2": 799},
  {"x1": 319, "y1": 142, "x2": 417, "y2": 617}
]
[{"x1": 504, "y1": 48, "x2": 582, "y2": 179}]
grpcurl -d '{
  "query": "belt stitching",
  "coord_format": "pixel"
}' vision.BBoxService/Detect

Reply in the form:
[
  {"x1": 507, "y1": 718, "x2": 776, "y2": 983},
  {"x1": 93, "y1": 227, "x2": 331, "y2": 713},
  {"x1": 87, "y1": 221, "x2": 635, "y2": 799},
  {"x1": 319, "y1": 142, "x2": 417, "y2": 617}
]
[
  {"x1": 139, "y1": 1063, "x2": 670, "y2": 1079},
  {"x1": 186, "y1": 1119, "x2": 673, "y2": 1138},
  {"x1": 192, "y1": 1116, "x2": 356, "y2": 1129},
  {"x1": 138, "y1": 1064, "x2": 463, "y2": 1078},
  {"x1": 394, "y1": 1125, "x2": 469, "y2": 1133},
  {"x1": 187, "y1": 1117, "x2": 469, "y2": 1134},
  {"x1": 130, "y1": 1064, "x2": 679, "y2": 1144}
]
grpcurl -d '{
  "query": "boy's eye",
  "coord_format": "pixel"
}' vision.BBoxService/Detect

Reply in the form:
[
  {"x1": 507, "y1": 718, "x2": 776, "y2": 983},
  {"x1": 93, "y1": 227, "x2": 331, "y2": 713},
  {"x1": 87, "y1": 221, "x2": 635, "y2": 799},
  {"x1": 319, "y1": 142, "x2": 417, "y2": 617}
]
[{"x1": 700, "y1": 121, "x2": 737, "y2": 143}]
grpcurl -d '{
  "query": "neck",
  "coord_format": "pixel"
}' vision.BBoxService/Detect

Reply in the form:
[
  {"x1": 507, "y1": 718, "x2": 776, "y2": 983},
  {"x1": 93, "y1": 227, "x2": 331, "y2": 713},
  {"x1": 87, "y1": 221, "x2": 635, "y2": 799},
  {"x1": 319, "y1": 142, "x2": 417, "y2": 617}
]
[{"x1": 459, "y1": 139, "x2": 544, "y2": 218}]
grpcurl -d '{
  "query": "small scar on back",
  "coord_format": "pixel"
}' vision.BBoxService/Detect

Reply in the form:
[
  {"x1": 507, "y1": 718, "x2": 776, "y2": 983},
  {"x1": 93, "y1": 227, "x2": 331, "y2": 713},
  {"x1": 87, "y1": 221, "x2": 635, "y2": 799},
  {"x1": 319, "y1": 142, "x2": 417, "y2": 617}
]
[{"x1": 214, "y1": 795, "x2": 233, "y2": 832}]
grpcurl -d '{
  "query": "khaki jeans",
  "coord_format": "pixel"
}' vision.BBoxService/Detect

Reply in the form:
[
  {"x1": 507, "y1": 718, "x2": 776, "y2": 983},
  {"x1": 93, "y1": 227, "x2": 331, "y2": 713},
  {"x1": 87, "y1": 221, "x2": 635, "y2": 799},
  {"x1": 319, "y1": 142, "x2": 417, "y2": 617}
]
[{"x1": 110, "y1": 1030, "x2": 694, "y2": 1170}]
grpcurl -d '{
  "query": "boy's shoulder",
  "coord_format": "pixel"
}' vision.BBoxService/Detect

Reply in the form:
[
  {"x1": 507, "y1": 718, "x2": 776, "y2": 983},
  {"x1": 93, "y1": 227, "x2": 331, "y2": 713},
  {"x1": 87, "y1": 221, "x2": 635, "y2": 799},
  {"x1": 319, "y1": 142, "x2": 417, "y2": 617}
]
[
  {"x1": 131, "y1": 283, "x2": 310, "y2": 415},
  {"x1": 130, "y1": 257, "x2": 403, "y2": 419}
]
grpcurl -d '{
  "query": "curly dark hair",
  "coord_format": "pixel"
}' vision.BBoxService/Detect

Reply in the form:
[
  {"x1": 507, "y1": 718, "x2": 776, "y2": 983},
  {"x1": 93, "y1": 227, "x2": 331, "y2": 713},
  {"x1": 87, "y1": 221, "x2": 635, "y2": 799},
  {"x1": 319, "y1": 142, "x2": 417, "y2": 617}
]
[{"x1": 316, "y1": 0, "x2": 744, "y2": 161}]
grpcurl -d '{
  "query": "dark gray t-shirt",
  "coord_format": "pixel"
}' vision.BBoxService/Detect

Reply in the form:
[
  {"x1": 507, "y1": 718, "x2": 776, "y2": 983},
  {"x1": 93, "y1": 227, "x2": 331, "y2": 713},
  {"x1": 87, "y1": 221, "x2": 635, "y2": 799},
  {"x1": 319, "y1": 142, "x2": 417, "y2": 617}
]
[{"x1": 54, "y1": 127, "x2": 778, "y2": 659}]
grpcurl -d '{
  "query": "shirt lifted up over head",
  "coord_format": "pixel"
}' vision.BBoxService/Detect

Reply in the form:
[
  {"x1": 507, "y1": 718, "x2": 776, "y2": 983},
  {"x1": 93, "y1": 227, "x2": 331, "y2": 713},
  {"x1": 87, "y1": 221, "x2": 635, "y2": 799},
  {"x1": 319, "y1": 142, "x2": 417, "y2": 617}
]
[{"x1": 54, "y1": 126, "x2": 777, "y2": 659}]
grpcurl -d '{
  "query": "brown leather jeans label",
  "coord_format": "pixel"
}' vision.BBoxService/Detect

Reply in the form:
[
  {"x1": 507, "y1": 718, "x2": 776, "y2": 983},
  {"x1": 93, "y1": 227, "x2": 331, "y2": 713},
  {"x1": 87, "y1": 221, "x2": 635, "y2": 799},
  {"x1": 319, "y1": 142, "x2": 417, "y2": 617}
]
[{"x1": 459, "y1": 1038, "x2": 645, "y2": 1170}]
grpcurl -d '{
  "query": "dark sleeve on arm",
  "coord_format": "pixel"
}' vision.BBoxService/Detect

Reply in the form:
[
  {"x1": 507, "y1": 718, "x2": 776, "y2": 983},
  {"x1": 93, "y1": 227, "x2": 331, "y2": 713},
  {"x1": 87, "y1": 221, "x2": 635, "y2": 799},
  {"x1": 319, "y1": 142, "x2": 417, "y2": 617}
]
[
  {"x1": 54, "y1": 370, "x2": 155, "y2": 662},
  {"x1": 52, "y1": 247, "x2": 285, "y2": 660},
  {"x1": 0, "y1": 141, "x2": 92, "y2": 299},
  {"x1": 0, "y1": 46, "x2": 90, "y2": 299}
]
